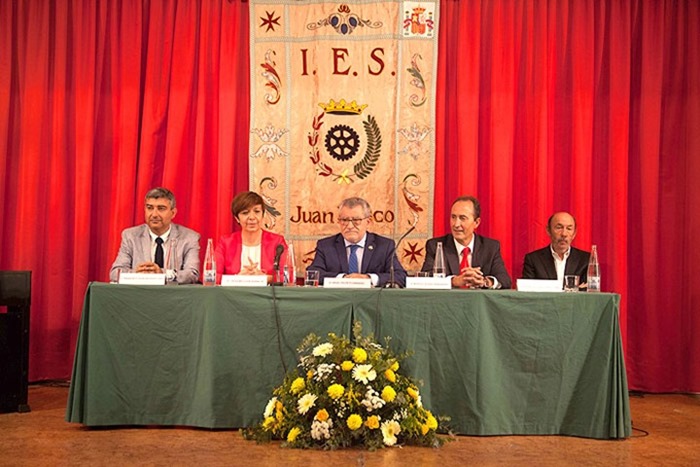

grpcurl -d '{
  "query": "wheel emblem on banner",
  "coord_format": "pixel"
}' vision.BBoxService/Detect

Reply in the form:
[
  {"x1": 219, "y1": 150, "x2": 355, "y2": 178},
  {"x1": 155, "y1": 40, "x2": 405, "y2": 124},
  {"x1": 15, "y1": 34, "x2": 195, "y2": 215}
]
[{"x1": 308, "y1": 99, "x2": 381, "y2": 184}]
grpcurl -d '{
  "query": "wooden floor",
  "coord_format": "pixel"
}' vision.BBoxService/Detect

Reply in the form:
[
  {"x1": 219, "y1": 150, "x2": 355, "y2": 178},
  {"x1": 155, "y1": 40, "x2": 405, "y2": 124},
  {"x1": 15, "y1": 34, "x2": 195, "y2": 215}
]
[{"x1": 1, "y1": 384, "x2": 698, "y2": 466}]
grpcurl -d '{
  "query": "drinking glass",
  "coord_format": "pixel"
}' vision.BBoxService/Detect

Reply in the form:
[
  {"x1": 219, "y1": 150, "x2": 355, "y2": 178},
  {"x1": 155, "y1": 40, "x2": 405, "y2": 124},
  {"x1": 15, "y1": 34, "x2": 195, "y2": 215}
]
[
  {"x1": 564, "y1": 275, "x2": 580, "y2": 292},
  {"x1": 305, "y1": 270, "x2": 320, "y2": 287}
]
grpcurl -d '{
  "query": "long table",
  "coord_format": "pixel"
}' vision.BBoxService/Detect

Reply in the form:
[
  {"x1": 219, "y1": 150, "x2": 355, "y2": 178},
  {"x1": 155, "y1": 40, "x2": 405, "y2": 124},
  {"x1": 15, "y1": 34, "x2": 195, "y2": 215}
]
[{"x1": 66, "y1": 283, "x2": 630, "y2": 439}]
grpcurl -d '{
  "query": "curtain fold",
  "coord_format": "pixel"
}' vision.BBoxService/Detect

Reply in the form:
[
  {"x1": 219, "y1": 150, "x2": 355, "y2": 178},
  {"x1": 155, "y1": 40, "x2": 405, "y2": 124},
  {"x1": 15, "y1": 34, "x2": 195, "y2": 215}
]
[
  {"x1": 1, "y1": 0, "x2": 698, "y2": 392},
  {"x1": 0, "y1": 0, "x2": 250, "y2": 380}
]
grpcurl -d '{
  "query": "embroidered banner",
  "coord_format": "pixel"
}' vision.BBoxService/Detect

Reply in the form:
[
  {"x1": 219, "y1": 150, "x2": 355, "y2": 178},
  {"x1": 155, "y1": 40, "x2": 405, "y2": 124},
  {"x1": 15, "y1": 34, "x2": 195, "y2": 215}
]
[{"x1": 250, "y1": 0, "x2": 439, "y2": 276}]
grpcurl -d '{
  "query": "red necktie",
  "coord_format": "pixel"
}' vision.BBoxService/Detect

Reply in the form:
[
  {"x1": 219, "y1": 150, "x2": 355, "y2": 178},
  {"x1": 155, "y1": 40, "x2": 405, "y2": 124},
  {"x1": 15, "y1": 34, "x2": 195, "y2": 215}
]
[
  {"x1": 460, "y1": 247, "x2": 471, "y2": 270},
  {"x1": 460, "y1": 247, "x2": 471, "y2": 289}
]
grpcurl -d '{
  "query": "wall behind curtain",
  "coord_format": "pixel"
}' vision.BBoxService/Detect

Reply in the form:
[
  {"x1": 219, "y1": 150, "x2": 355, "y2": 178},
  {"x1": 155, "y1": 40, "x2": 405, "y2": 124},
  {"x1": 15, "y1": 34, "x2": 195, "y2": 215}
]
[
  {"x1": 0, "y1": 0, "x2": 250, "y2": 380},
  {"x1": 1, "y1": 0, "x2": 698, "y2": 392}
]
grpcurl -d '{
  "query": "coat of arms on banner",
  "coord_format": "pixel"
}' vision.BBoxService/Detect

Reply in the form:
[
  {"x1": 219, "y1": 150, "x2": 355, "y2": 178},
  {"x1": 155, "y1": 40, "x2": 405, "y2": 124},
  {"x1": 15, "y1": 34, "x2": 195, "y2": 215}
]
[{"x1": 250, "y1": 1, "x2": 440, "y2": 274}]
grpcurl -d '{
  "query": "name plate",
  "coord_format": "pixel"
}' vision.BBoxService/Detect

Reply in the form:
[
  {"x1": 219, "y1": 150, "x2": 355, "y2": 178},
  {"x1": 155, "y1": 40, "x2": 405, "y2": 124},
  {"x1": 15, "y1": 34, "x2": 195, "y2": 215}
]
[
  {"x1": 516, "y1": 279, "x2": 563, "y2": 292},
  {"x1": 406, "y1": 277, "x2": 452, "y2": 290},
  {"x1": 118, "y1": 273, "x2": 166, "y2": 285},
  {"x1": 220, "y1": 275, "x2": 268, "y2": 287},
  {"x1": 323, "y1": 277, "x2": 372, "y2": 289}
]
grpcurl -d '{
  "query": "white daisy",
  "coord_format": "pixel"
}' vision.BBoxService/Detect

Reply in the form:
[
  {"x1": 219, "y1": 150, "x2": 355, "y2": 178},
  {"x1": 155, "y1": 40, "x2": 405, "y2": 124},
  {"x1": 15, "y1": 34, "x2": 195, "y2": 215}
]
[
  {"x1": 381, "y1": 419, "x2": 401, "y2": 446},
  {"x1": 312, "y1": 342, "x2": 333, "y2": 357},
  {"x1": 352, "y1": 364, "x2": 377, "y2": 384},
  {"x1": 263, "y1": 396, "x2": 277, "y2": 418},
  {"x1": 297, "y1": 393, "x2": 318, "y2": 415}
]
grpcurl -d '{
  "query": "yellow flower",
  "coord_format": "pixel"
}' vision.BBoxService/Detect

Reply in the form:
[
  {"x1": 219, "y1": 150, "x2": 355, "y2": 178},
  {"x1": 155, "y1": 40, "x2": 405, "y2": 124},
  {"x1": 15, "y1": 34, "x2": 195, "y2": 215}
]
[
  {"x1": 287, "y1": 427, "x2": 301, "y2": 443},
  {"x1": 407, "y1": 386, "x2": 419, "y2": 401},
  {"x1": 421, "y1": 423, "x2": 430, "y2": 435},
  {"x1": 384, "y1": 369, "x2": 396, "y2": 383},
  {"x1": 327, "y1": 383, "x2": 345, "y2": 399},
  {"x1": 390, "y1": 361, "x2": 399, "y2": 372},
  {"x1": 365, "y1": 415, "x2": 380, "y2": 430},
  {"x1": 290, "y1": 377, "x2": 305, "y2": 394},
  {"x1": 262, "y1": 416, "x2": 275, "y2": 430},
  {"x1": 341, "y1": 360, "x2": 355, "y2": 371},
  {"x1": 337, "y1": 168, "x2": 352, "y2": 185},
  {"x1": 381, "y1": 386, "x2": 396, "y2": 402},
  {"x1": 275, "y1": 408, "x2": 284, "y2": 422},
  {"x1": 426, "y1": 411, "x2": 438, "y2": 430},
  {"x1": 352, "y1": 347, "x2": 368, "y2": 363},
  {"x1": 315, "y1": 408, "x2": 329, "y2": 422},
  {"x1": 347, "y1": 414, "x2": 363, "y2": 431},
  {"x1": 275, "y1": 401, "x2": 283, "y2": 411},
  {"x1": 307, "y1": 370, "x2": 314, "y2": 380}
]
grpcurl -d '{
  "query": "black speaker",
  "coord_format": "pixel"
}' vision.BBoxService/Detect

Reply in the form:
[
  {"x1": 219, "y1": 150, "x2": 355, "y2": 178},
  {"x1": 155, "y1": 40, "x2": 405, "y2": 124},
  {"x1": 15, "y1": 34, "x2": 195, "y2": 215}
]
[{"x1": 0, "y1": 271, "x2": 31, "y2": 413}]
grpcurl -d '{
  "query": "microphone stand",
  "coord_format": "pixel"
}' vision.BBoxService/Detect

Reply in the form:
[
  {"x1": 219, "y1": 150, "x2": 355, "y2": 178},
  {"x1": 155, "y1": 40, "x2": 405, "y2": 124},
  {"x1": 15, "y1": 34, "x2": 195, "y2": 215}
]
[
  {"x1": 271, "y1": 245, "x2": 284, "y2": 286},
  {"x1": 385, "y1": 225, "x2": 415, "y2": 288}
]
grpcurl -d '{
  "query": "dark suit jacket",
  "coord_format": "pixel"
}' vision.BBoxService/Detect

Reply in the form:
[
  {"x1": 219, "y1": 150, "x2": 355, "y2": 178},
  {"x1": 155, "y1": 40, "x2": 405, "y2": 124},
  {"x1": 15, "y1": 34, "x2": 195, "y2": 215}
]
[
  {"x1": 421, "y1": 234, "x2": 512, "y2": 289},
  {"x1": 308, "y1": 232, "x2": 407, "y2": 287},
  {"x1": 109, "y1": 223, "x2": 201, "y2": 284},
  {"x1": 522, "y1": 246, "x2": 590, "y2": 285}
]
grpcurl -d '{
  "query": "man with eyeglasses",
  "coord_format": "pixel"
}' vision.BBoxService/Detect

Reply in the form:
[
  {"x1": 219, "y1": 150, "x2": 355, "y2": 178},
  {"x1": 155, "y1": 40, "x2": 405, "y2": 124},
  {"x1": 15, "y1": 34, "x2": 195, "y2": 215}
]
[{"x1": 308, "y1": 197, "x2": 407, "y2": 287}]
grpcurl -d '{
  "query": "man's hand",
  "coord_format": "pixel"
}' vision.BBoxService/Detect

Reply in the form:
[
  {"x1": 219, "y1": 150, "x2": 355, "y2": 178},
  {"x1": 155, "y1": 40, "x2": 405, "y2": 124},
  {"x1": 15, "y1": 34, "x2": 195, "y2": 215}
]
[
  {"x1": 135, "y1": 261, "x2": 163, "y2": 274},
  {"x1": 454, "y1": 266, "x2": 487, "y2": 288}
]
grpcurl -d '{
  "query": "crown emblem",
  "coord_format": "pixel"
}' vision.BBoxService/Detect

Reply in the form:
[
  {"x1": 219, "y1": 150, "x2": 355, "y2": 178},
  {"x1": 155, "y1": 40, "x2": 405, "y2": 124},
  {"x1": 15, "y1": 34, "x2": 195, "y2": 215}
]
[{"x1": 318, "y1": 99, "x2": 368, "y2": 115}]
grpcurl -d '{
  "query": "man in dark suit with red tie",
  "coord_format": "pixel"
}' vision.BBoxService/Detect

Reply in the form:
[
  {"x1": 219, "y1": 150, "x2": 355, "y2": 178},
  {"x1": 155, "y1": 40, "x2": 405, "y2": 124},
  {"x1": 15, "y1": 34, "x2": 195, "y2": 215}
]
[
  {"x1": 522, "y1": 211, "x2": 590, "y2": 287},
  {"x1": 421, "y1": 196, "x2": 512, "y2": 289}
]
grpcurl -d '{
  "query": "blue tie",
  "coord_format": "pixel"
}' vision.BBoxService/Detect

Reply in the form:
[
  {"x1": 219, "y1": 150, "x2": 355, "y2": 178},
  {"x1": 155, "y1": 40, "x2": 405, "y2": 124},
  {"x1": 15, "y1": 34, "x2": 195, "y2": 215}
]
[{"x1": 348, "y1": 244, "x2": 360, "y2": 274}]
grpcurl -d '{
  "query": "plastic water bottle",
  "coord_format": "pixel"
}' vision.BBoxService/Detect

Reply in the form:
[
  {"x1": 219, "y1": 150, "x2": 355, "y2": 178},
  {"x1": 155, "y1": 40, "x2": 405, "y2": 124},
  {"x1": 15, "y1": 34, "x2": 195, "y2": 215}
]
[
  {"x1": 433, "y1": 242, "x2": 446, "y2": 278},
  {"x1": 203, "y1": 238, "x2": 216, "y2": 286},
  {"x1": 587, "y1": 245, "x2": 600, "y2": 292}
]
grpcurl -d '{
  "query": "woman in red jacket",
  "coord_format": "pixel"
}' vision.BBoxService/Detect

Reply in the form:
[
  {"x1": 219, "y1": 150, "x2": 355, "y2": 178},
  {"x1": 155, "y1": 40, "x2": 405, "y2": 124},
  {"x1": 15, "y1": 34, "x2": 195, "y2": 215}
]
[{"x1": 215, "y1": 191, "x2": 288, "y2": 284}]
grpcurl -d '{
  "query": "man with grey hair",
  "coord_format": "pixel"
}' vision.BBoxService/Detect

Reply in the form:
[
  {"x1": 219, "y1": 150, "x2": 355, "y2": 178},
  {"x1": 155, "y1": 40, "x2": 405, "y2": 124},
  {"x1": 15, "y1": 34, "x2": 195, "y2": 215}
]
[
  {"x1": 109, "y1": 187, "x2": 201, "y2": 284},
  {"x1": 308, "y1": 197, "x2": 407, "y2": 287}
]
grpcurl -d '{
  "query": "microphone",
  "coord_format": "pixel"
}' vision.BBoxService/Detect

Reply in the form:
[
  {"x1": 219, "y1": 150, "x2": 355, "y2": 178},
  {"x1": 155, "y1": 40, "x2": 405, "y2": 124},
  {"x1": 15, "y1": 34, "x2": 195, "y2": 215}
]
[
  {"x1": 272, "y1": 244, "x2": 285, "y2": 285},
  {"x1": 385, "y1": 225, "x2": 415, "y2": 288}
]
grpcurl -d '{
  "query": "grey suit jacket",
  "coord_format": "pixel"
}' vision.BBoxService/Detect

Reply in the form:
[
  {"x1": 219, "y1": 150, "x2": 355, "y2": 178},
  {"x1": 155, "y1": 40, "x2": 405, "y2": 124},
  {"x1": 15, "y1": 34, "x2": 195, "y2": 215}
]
[
  {"x1": 109, "y1": 223, "x2": 201, "y2": 284},
  {"x1": 522, "y1": 245, "x2": 590, "y2": 285},
  {"x1": 308, "y1": 232, "x2": 407, "y2": 287},
  {"x1": 421, "y1": 233, "x2": 512, "y2": 289}
]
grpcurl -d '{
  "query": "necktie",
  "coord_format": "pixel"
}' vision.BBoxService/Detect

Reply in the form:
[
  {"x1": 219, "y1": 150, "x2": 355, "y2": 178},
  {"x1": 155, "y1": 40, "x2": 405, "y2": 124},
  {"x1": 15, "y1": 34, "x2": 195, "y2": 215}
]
[
  {"x1": 460, "y1": 247, "x2": 471, "y2": 271},
  {"x1": 348, "y1": 244, "x2": 360, "y2": 274},
  {"x1": 155, "y1": 237, "x2": 165, "y2": 268},
  {"x1": 459, "y1": 247, "x2": 471, "y2": 289}
]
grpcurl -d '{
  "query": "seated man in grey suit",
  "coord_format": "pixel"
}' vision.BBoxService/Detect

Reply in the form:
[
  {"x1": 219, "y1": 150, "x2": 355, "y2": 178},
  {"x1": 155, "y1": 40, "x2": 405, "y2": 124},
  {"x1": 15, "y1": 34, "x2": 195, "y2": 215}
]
[
  {"x1": 421, "y1": 196, "x2": 511, "y2": 289},
  {"x1": 109, "y1": 187, "x2": 201, "y2": 284},
  {"x1": 522, "y1": 211, "x2": 590, "y2": 287},
  {"x1": 308, "y1": 197, "x2": 407, "y2": 287}
]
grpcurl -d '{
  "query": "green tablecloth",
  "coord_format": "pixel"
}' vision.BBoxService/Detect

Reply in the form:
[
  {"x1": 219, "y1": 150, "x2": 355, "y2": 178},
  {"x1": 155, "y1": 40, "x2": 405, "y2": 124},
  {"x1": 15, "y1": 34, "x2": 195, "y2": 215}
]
[{"x1": 66, "y1": 283, "x2": 630, "y2": 439}]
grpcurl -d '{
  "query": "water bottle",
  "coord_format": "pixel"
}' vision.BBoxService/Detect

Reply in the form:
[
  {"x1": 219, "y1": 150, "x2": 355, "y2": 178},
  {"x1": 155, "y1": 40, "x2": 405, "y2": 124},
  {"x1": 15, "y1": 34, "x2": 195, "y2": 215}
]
[
  {"x1": 203, "y1": 238, "x2": 216, "y2": 286},
  {"x1": 166, "y1": 239, "x2": 178, "y2": 284},
  {"x1": 284, "y1": 243, "x2": 296, "y2": 286},
  {"x1": 433, "y1": 242, "x2": 446, "y2": 278},
  {"x1": 587, "y1": 245, "x2": 600, "y2": 292}
]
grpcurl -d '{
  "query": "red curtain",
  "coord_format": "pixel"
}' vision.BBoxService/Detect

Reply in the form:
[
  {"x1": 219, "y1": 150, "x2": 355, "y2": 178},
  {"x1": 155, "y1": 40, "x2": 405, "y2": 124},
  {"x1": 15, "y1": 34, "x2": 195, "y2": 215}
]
[
  {"x1": 436, "y1": 0, "x2": 699, "y2": 392},
  {"x1": 1, "y1": 0, "x2": 698, "y2": 392},
  {"x1": 0, "y1": 0, "x2": 250, "y2": 380}
]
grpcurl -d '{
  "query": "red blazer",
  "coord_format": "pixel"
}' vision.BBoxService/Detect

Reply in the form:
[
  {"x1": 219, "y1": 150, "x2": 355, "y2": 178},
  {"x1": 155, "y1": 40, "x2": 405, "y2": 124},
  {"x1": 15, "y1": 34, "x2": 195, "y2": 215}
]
[{"x1": 215, "y1": 230, "x2": 288, "y2": 283}]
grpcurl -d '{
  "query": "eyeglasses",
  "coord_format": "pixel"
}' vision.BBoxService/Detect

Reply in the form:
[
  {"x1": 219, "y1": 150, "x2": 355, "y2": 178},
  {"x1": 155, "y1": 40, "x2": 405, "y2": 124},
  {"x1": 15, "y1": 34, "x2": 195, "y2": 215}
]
[{"x1": 338, "y1": 217, "x2": 369, "y2": 227}]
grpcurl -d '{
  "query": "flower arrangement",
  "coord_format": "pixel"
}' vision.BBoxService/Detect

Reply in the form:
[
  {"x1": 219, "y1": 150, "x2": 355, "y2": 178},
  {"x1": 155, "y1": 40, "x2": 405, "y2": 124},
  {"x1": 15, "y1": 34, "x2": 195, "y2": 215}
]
[{"x1": 242, "y1": 322, "x2": 452, "y2": 450}]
